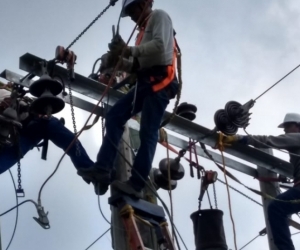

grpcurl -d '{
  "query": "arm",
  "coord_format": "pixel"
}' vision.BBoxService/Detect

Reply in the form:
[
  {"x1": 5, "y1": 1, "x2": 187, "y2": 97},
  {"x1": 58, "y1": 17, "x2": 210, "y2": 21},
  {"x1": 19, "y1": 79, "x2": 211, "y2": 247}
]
[
  {"x1": 131, "y1": 10, "x2": 173, "y2": 57},
  {"x1": 247, "y1": 133, "x2": 300, "y2": 150}
]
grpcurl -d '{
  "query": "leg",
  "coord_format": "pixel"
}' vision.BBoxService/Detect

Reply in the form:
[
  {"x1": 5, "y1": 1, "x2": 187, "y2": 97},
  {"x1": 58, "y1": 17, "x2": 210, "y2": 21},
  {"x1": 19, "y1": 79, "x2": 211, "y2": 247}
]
[
  {"x1": 0, "y1": 136, "x2": 37, "y2": 174},
  {"x1": 129, "y1": 87, "x2": 170, "y2": 190},
  {"x1": 77, "y1": 89, "x2": 136, "y2": 183},
  {"x1": 45, "y1": 117, "x2": 94, "y2": 169},
  {"x1": 268, "y1": 187, "x2": 300, "y2": 250}
]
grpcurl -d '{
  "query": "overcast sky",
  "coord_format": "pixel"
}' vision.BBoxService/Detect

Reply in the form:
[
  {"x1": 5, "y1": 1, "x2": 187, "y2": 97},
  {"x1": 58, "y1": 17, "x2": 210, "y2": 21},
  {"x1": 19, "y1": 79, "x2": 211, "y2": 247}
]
[{"x1": 1, "y1": 0, "x2": 300, "y2": 249}]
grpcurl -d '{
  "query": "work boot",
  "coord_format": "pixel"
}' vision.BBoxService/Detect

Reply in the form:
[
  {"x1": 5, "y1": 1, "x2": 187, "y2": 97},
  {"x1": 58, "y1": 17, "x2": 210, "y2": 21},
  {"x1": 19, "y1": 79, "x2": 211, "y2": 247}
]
[
  {"x1": 77, "y1": 164, "x2": 111, "y2": 184},
  {"x1": 111, "y1": 180, "x2": 143, "y2": 199},
  {"x1": 93, "y1": 182, "x2": 109, "y2": 196}
]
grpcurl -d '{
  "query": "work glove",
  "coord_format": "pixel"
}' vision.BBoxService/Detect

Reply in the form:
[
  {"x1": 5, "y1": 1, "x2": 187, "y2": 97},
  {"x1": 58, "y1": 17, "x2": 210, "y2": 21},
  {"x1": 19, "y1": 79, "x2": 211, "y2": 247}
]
[
  {"x1": 108, "y1": 34, "x2": 131, "y2": 58},
  {"x1": 222, "y1": 134, "x2": 248, "y2": 146},
  {"x1": 99, "y1": 52, "x2": 119, "y2": 73}
]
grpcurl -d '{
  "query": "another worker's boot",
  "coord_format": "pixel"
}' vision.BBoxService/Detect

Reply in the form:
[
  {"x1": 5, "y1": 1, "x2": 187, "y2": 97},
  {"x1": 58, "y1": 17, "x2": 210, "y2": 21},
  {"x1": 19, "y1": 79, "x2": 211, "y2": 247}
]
[
  {"x1": 111, "y1": 180, "x2": 143, "y2": 199},
  {"x1": 77, "y1": 163, "x2": 111, "y2": 185}
]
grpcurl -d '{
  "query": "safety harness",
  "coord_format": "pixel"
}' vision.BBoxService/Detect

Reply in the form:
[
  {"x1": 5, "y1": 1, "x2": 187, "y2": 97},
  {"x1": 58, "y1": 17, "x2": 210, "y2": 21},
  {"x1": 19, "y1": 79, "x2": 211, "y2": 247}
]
[{"x1": 134, "y1": 15, "x2": 178, "y2": 93}]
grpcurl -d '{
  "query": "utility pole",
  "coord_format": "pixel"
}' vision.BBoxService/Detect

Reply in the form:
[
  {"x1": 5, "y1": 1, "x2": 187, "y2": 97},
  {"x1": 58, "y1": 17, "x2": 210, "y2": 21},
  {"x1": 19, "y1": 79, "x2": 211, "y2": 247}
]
[
  {"x1": 111, "y1": 124, "x2": 159, "y2": 250},
  {"x1": 257, "y1": 148, "x2": 279, "y2": 250}
]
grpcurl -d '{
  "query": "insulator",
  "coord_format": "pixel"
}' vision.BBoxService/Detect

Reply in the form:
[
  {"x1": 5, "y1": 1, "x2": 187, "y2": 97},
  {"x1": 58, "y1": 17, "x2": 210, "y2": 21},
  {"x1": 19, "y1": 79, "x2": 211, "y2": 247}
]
[
  {"x1": 176, "y1": 102, "x2": 197, "y2": 121},
  {"x1": 225, "y1": 101, "x2": 248, "y2": 128},
  {"x1": 190, "y1": 209, "x2": 228, "y2": 250},
  {"x1": 214, "y1": 109, "x2": 238, "y2": 135},
  {"x1": 150, "y1": 168, "x2": 177, "y2": 190},
  {"x1": 159, "y1": 157, "x2": 185, "y2": 180},
  {"x1": 29, "y1": 74, "x2": 63, "y2": 97},
  {"x1": 30, "y1": 89, "x2": 65, "y2": 115}
]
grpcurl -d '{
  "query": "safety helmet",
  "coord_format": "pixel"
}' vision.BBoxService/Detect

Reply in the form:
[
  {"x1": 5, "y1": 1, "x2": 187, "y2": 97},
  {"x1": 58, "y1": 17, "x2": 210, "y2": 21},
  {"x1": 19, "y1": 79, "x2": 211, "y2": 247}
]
[
  {"x1": 121, "y1": 0, "x2": 151, "y2": 17},
  {"x1": 278, "y1": 113, "x2": 300, "y2": 128}
]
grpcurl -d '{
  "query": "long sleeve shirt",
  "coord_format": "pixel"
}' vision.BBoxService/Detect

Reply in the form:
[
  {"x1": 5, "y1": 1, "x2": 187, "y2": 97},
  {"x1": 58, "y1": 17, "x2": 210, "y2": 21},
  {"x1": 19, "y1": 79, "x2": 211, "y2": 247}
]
[
  {"x1": 121, "y1": 9, "x2": 174, "y2": 72},
  {"x1": 247, "y1": 133, "x2": 300, "y2": 180}
]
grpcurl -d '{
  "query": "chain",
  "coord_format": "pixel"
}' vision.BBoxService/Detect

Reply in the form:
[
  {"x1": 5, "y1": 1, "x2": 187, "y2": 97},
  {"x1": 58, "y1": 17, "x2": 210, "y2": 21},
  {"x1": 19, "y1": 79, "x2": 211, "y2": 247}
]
[
  {"x1": 65, "y1": 3, "x2": 113, "y2": 51},
  {"x1": 101, "y1": 102, "x2": 106, "y2": 138},
  {"x1": 15, "y1": 126, "x2": 25, "y2": 197},
  {"x1": 17, "y1": 160, "x2": 22, "y2": 190},
  {"x1": 213, "y1": 182, "x2": 218, "y2": 209},
  {"x1": 67, "y1": 71, "x2": 81, "y2": 156}
]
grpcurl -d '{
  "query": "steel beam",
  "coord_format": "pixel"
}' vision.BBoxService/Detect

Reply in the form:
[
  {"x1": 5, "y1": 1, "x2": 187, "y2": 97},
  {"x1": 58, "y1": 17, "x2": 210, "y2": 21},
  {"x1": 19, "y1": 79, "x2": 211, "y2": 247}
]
[
  {"x1": 1, "y1": 69, "x2": 260, "y2": 179},
  {"x1": 14, "y1": 52, "x2": 294, "y2": 178}
]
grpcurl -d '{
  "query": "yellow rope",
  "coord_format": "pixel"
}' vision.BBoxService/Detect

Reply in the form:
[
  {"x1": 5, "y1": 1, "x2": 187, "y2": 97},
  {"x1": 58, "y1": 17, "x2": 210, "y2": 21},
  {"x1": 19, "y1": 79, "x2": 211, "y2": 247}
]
[{"x1": 218, "y1": 134, "x2": 238, "y2": 250}]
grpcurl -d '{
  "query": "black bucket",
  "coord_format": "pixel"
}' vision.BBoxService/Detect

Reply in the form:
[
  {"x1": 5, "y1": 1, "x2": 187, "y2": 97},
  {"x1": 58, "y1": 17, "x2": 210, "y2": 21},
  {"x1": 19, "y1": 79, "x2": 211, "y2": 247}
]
[{"x1": 190, "y1": 209, "x2": 228, "y2": 250}]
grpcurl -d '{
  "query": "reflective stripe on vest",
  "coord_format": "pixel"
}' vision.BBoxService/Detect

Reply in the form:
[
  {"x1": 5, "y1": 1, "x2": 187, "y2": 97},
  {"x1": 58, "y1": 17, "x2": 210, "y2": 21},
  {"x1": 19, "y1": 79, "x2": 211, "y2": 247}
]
[{"x1": 135, "y1": 25, "x2": 177, "y2": 92}]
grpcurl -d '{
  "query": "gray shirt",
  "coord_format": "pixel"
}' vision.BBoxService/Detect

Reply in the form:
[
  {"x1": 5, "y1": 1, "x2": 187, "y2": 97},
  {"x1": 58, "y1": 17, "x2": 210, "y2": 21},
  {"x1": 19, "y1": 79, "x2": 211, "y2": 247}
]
[
  {"x1": 247, "y1": 133, "x2": 300, "y2": 180},
  {"x1": 120, "y1": 9, "x2": 174, "y2": 72}
]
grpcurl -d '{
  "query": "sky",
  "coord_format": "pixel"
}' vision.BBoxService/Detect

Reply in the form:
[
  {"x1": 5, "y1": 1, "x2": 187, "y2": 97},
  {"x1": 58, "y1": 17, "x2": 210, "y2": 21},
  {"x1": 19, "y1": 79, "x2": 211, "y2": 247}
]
[{"x1": 1, "y1": 0, "x2": 300, "y2": 249}]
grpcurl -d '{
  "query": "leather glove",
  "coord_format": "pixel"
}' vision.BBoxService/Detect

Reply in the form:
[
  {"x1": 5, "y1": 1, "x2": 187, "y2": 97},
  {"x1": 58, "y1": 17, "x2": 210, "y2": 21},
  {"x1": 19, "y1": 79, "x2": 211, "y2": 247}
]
[
  {"x1": 108, "y1": 34, "x2": 131, "y2": 58},
  {"x1": 223, "y1": 134, "x2": 248, "y2": 145},
  {"x1": 99, "y1": 52, "x2": 119, "y2": 73}
]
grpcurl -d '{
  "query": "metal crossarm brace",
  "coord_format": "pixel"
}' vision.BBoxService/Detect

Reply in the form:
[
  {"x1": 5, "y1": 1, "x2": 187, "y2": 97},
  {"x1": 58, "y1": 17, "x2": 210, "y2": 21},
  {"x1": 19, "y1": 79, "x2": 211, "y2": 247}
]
[
  {"x1": 1, "y1": 69, "x2": 261, "y2": 179},
  {"x1": 17, "y1": 53, "x2": 293, "y2": 178}
]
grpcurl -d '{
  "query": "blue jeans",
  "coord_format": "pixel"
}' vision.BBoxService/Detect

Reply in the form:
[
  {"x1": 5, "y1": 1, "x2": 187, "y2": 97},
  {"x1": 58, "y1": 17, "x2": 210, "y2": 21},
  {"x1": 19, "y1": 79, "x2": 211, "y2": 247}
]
[
  {"x1": 96, "y1": 78, "x2": 178, "y2": 191},
  {"x1": 268, "y1": 187, "x2": 300, "y2": 250},
  {"x1": 0, "y1": 117, "x2": 94, "y2": 174}
]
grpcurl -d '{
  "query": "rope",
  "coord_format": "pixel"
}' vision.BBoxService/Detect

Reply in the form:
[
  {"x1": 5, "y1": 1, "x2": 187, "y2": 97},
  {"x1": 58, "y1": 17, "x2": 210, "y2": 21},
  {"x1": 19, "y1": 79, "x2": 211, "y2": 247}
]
[{"x1": 163, "y1": 128, "x2": 175, "y2": 244}]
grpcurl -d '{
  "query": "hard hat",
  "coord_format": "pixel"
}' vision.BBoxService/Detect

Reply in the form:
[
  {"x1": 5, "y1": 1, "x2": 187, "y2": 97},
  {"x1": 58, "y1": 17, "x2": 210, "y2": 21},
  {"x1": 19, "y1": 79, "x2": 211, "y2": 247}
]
[
  {"x1": 121, "y1": 0, "x2": 150, "y2": 17},
  {"x1": 278, "y1": 113, "x2": 300, "y2": 128}
]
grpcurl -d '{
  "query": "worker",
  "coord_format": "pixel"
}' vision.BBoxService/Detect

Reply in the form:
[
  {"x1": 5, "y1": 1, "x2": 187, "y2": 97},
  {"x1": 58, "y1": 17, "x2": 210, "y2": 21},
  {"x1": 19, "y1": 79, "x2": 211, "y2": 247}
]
[
  {"x1": 221, "y1": 113, "x2": 300, "y2": 250},
  {"x1": 78, "y1": 0, "x2": 179, "y2": 197},
  {"x1": 0, "y1": 82, "x2": 94, "y2": 178}
]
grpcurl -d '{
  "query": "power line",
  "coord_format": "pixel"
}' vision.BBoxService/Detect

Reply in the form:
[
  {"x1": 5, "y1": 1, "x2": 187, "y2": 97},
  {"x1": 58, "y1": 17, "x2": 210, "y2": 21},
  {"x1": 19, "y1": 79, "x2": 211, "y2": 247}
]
[{"x1": 85, "y1": 228, "x2": 111, "y2": 250}]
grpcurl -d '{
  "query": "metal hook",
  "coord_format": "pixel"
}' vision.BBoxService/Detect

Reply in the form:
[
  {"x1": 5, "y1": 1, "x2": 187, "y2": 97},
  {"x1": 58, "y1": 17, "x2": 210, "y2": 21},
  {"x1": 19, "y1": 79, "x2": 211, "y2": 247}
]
[{"x1": 33, "y1": 204, "x2": 50, "y2": 229}]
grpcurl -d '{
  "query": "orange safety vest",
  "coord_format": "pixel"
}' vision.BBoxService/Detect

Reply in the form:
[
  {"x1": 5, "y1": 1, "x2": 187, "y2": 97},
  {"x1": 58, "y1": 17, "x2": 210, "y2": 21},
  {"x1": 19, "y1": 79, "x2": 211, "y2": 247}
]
[{"x1": 135, "y1": 23, "x2": 177, "y2": 92}]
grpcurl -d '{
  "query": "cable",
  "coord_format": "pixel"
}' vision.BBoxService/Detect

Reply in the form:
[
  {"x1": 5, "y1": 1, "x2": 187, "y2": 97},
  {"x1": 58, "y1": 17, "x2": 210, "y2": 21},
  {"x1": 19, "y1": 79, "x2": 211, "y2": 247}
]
[
  {"x1": 97, "y1": 193, "x2": 111, "y2": 225},
  {"x1": 239, "y1": 234, "x2": 260, "y2": 250},
  {"x1": 0, "y1": 200, "x2": 38, "y2": 217},
  {"x1": 292, "y1": 232, "x2": 300, "y2": 236},
  {"x1": 217, "y1": 178, "x2": 263, "y2": 207},
  {"x1": 254, "y1": 63, "x2": 300, "y2": 101},
  {"x1": 5, "y1": 170, "x2": 19, "y2": 250},
  {"x1": 84, "y1": 228, "x2": 111, "y2": 250}
]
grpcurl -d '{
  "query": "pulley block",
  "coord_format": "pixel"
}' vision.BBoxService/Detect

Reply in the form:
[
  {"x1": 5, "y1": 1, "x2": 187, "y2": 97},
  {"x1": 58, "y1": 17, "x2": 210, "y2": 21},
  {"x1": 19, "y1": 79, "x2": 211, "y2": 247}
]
[
  {"x1": 176, "y1": 102, "x2": 197, "y2": 121},
  {"x1": 159, "y1": 157, "x2": 185, "y2": 180}
]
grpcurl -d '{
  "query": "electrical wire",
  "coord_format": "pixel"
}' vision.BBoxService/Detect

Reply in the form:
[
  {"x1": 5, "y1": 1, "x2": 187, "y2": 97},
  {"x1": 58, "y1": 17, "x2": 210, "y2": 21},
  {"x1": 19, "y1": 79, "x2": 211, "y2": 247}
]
[
  {"x1": 5, "y1": 170, "x2": 19, "y2": 250},
  {"x1": 254, "y1": 63, "x2": 300, "y2": 101},
  {"x1": 84, "y1": 228, "x2": 111, "y2": 250},
  {"x1": 0, "y1": 200, "x2": 38, "y2": 217},
  {"x1": 97, "y1": 194, "x2": 111, "y2": 225},
  {"x1": 239, "y1": 233, "x2": 261, "y2": 250}
]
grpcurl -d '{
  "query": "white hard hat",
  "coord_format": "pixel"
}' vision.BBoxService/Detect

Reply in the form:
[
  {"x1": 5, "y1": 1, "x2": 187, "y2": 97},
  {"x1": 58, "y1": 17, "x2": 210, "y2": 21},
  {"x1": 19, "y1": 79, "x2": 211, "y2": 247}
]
[{"x1": 278, "y1": 113, "x2": 300, "y2": 128}]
